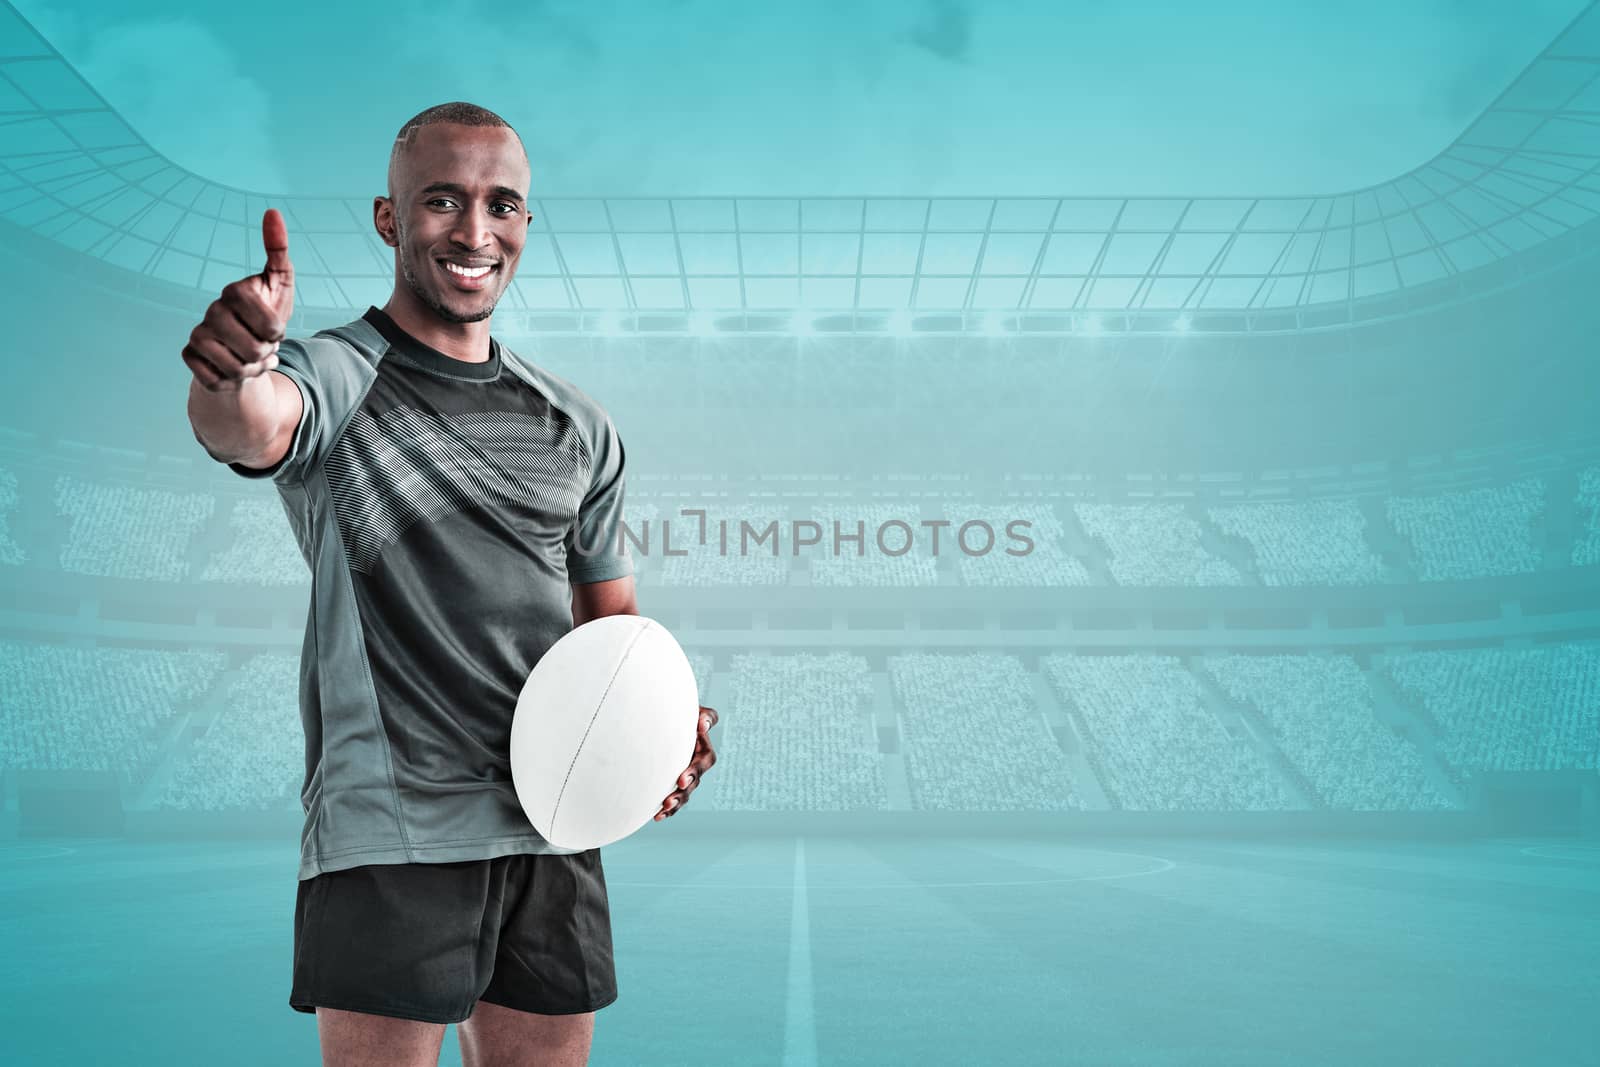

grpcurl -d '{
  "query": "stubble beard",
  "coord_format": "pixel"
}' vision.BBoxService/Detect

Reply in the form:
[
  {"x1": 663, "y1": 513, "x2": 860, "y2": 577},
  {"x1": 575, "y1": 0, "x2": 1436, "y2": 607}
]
[{"x1": 398, "y1": 223, "x2": 497, "y2": 325}]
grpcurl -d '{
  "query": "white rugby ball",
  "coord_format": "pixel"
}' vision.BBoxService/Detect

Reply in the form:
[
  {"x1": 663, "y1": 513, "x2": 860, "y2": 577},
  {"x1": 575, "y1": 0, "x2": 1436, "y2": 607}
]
[{"x1": 510, "y1": 615, "x2": 699, "y2": 851}]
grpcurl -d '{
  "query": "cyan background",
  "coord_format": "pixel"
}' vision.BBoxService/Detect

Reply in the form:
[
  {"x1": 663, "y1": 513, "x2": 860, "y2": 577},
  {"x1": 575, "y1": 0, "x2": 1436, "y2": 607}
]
[{"x1": 1, "y1": 2, "x2": 1597, "y2": 1064}]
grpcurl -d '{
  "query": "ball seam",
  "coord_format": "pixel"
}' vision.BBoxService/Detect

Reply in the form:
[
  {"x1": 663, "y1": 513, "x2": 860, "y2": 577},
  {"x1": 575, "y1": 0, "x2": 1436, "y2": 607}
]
[{"x1": 549, "y1": 618, "x2": 653, "y2": 845}]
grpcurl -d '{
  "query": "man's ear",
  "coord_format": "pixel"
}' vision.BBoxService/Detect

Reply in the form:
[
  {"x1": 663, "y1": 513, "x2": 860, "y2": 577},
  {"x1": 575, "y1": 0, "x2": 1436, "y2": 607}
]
[{"x1": 373, "y1": 196, "x2": 399, "y2": 248}]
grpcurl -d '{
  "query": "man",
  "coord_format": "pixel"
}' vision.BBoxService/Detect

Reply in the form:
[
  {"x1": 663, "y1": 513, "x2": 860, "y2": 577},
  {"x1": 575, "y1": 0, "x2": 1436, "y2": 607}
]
[{"x1": 183, "y1": 101, "x2": 718, "y2": 1067}]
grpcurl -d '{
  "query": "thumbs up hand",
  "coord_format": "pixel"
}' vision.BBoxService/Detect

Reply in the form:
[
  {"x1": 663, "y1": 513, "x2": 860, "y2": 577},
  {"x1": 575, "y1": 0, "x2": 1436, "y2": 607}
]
[{"x1": 181, "y1": 208, "x2": 298, "y2": 391}]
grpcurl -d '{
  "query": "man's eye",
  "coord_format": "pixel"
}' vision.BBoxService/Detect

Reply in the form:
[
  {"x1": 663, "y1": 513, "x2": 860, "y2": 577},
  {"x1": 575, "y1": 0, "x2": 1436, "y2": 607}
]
[
  {"x1": 493, "y1": 202, "x2": 519, "y2": 215},
  {"x1": 427, "y1": 198, "x2": 457, "y2": 209}
]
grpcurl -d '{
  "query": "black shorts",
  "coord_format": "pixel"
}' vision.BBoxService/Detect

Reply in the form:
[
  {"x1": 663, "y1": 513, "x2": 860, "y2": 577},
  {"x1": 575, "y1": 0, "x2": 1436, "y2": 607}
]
[{"x1": 290, "y1": 850, "x2": 617, "y2": 1024}]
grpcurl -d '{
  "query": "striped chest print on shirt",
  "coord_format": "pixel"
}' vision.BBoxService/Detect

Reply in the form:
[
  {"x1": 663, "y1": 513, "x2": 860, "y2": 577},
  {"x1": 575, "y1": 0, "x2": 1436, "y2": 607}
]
[{"x1": 325, "y1": 404, "x2": 589, "y2": 574}]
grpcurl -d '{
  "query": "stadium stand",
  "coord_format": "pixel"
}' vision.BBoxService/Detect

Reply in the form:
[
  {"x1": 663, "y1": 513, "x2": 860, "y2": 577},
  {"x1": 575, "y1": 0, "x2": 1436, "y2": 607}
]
[
  {"x1": 1043, "y1": 654, "x2": 1293, "y2": 810},
  {"x1": 1202, "y1": 654, "x2": 1453, "y2": 810},
  {"x1": 954, "y1": 502, "x2": 1092, "y2": 587},
  {"x1": 155, "y1": 654, "x2": 302, "y2": 811},
  {"x1": 1386, "y1": 477, "x2": 1545, "y2": 581},
  {"x1": 890, "y1": 653, "x2": 1080, "y2": 810},
  {"x1": 199, "y1": 497, "x2": 310, "y2": 585},
  {"x1": 152, "y1": 652, "x2": 714, "y2": 813},
  {"x1": 0, "y1": 464, "x2": 23, "y2": 565},
  {"x1": 55, "y1": 474, "x2": 214, "y2": 581},
  {"x1": 656, "y1": 505, "x2": 793, "y2": 586},
  {"x1": 0, "y1": 641, "x2": 225, "y2": 781},
  {"x1": 809, "y1": 504, "x2": 939, "y2": 586},
  {"x1": 709, "y1": 652, "x2": 887, "y2": 810},
  {"x1": 1208, "y1": 498, "x2": 1384, "y2": 586},
  {"x1": 1075, "y1": 502, "x2": 1243, "y2": 586},
  {"x1": 3, "y1": 459, "x2": 1597, "y2": 589},
  {"x1": 1383, "y1": 645, "x2": 1600, "y2": 774},
  {"x1": 1571, "y1": 466, "x2": 1600, "y2": 567}
]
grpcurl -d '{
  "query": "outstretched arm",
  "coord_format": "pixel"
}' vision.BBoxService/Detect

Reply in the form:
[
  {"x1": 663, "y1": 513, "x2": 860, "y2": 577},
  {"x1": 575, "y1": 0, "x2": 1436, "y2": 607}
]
[{"x1": 186, "y1": 208, "x2": 301, "y2": 469}]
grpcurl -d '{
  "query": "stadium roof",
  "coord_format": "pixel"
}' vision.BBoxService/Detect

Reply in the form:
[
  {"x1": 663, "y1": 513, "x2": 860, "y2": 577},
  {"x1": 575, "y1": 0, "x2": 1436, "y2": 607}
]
[{"x1": 1, "y1": 1, "x2": 1599, "y2": 334}]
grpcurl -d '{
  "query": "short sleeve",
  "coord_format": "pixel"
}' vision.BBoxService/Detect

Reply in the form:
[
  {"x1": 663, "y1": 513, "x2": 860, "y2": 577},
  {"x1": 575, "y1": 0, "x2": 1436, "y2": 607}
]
[
  {"x1": 223, "y1": 335, "x2": 371, "y2": 485},
  {"x1": 565, "y1": 412, "x2": 634, "y2": 584}
]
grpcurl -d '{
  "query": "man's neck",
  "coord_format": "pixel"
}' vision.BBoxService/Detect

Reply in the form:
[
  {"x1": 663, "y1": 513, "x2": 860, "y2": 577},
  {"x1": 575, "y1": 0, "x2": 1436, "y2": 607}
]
[{"x1": 380, "y1": 291, "x2": 493, "y2": 364}]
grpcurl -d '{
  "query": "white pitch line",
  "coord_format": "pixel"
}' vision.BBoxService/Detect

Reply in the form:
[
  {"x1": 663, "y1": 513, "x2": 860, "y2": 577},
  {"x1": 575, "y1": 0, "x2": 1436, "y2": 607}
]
[
  {"x1": 0, "y1": 844, "x2": 76, "y2": 861},
  {"x1": 782, "y1": 838, "x2": 818, "y2": 1067},
  {"x1": 1519, "y1": 844, "x2": 1600, "y2": 861}
]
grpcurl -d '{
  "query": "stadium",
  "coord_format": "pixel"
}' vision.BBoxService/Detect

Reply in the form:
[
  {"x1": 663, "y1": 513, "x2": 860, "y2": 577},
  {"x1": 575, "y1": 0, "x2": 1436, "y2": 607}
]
[{"x1": 1, "y1": 2, "x2": 1597, "y2": 1064}]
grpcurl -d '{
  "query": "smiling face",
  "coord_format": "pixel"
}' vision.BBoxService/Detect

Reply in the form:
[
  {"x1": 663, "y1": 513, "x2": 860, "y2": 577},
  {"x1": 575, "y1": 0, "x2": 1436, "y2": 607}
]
[{"x1": 375, "y1": 122, "x2": 532, "y2": 325}]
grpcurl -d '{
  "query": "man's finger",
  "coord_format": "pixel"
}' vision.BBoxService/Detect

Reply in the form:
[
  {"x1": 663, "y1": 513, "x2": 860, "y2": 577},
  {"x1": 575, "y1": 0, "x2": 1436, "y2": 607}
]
[
  {"x1": 680, "y1": 750, "x2": 714, "y2": 786},
  {"x1": 260, "y1": 208, "x2": 295, "y2": 321},
  {"x1": 190, "y1": 331, "x2": 251, "y2": 378},
  {"x1": 261, "y1": 208, "x2": 292, "y2": 280},
  {"x1": 207, "y1": 304, "x2": 279, "y2": 364},
  {"x1": 655, "y1": 786, "x2": 691, "y2": 817},
  {"x1": 182, "y1": 346, "x2": 224, "y2": 388},
  {"x1": 220, "y1": 284, "x2": 287, "y2": 344}
]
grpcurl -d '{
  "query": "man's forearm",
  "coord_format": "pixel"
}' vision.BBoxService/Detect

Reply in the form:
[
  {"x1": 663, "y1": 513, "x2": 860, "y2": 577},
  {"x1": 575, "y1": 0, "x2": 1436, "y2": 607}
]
[
  {"x1": 187, "y1": 373, "x2": 282, "y2": 463},
  {"x1": 570, "y1": 575, "x2": 640, "y2": 627}
]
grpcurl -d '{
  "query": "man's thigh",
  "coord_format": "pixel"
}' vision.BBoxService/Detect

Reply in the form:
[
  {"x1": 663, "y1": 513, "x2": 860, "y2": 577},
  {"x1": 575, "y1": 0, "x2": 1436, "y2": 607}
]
[
  {"x1": 476, "y1": 850, "x2": 618, "y2": 1015},
  {"x1": 291, "y1": 860, "x2": 495, "y2": 1023},
  {"x1": 317, "y1": 1006, "x2": 447, "y2": 1067},
  {"x1": 457, "y1": 999, "x2": 595, "y2": 1067}
]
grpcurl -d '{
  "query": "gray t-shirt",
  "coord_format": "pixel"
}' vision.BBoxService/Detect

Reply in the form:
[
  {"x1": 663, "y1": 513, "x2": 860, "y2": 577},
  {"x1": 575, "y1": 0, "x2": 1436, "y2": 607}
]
[{"x1": 225, "y1": 307, "x2": 633, "y2": 879}]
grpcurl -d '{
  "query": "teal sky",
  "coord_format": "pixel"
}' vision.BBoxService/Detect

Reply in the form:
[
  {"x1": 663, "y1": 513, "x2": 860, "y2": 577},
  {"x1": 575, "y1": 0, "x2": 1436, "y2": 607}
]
[{"x1": 14, "y1": 0, "x2": 1590, "y2": 198}]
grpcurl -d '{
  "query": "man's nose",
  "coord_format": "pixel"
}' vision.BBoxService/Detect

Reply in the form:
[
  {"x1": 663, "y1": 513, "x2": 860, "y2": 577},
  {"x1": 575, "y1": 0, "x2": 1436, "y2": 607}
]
[{"x1": 451, "y1": 209, "x2": 493, "y2": 249}]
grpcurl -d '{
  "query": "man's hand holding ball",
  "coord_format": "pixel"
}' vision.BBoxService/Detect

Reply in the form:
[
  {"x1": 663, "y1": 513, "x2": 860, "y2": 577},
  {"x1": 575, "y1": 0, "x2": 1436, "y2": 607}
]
[{"x1": 655, "y1": 705, "x2": 718, "y2": 821}]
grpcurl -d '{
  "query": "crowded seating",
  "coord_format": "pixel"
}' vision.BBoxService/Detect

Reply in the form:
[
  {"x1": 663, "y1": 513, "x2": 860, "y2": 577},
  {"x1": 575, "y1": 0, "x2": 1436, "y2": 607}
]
[
  {"x1": 1203, "y1": 654, "x2": 1452, "y2": 809},
  {"x1": 0, "y1": 641, "x2": 225, "y2": 781},
  {"x1": 199, "y1": 497, "x2": 310, "y2": 585},
  {"x1": 1386, "y1": 478, "x2": 1544, "y2": 580},
  {"x1": 1384, "y1": 645, "x2": 1600, "y2": 773},
  {"x1": 1075, "y1": 502, "x2": 1242, "y2": 586},
  {"x1": 55, "y1": 475, "x2": 213, "y2": 580},
  {"x1": 1044, "y1": 654, "x2": 1292, "y2": 810},
  {"x1": 705, "y1": 652, "x2": 887, "y2": 810},
  {"x1": 954, "y1": 502, "x2": 1092, "y2": 587},
  {"x1": 1208, "y1": 498, "x2": 1383, "y2": 586},
  {"x1": 891, "y1": 653, "x2": 1080, "y2": 810},
  {"x1": 155, "y1": 654, "x2": 302, "y2": 810}
]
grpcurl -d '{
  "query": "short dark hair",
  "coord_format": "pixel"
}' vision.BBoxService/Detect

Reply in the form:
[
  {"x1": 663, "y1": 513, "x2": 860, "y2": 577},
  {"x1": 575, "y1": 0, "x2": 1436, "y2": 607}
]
[
  {"x1": 387, "y1": 102, "x2": 524, "y2": 197},
  {"x1": 395, "y1": 101, "x2": 512, "y2": 142}
]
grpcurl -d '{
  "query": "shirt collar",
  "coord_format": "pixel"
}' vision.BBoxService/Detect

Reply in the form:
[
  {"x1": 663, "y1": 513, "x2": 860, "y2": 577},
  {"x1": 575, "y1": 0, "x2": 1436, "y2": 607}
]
[{"x1": 362, "y1": 305, "x2": 501, "y2": 381}]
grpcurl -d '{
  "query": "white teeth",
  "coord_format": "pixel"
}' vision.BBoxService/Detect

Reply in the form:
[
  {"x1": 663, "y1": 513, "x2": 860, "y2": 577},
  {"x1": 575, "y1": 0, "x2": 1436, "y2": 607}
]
[{"x1": 444, "y1": 262, "x2": 492, "y2": 279}]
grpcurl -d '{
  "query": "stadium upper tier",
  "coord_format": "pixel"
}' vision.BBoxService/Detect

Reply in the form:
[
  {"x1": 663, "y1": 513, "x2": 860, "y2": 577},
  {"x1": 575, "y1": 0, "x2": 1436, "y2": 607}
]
[
  {"x1": 2, "y1": 3, "x2": 1599, "y2": 330},
  {"x1": 5, "y1": 453, "x2": 1598, "y2": 589},
  {"x1": 0, "y1": 419, "x2": 1597, "y2": 591}
]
